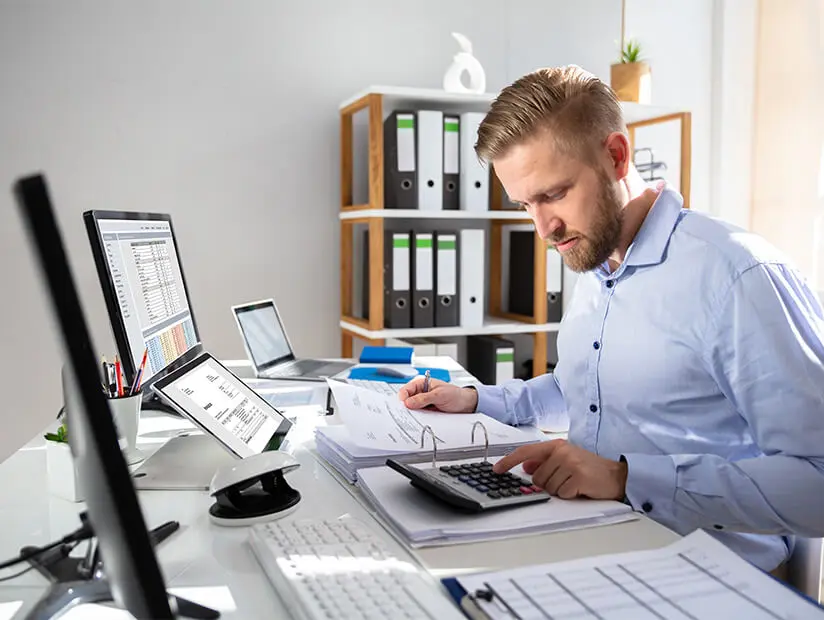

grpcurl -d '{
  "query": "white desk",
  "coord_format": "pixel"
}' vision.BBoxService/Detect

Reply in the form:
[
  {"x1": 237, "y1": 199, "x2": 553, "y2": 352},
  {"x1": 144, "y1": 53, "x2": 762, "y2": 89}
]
[{"x1": 0, "y1": 360, "x2": 679, "y2": 618}]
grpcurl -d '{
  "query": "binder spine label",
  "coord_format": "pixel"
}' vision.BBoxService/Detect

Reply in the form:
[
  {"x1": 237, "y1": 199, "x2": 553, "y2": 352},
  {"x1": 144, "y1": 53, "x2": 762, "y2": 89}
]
[
  {"x1": 437, "y1": 236, "x2": 457, "y2": 295},
  {"x1": 496, "y1": 347, "x2": 515, "y2": 383},
  {"x1": 444, "y1": 117, "x2": 459, "y2": 174},
  {"x1": 393, "y1": 234, "x2": 410, "y2": 290},
  {"x1": 397, "y1": 114, "x2": 415, "y2": 172},
  {"x1": 415, "y1": 234, "x2": 433, "y2": 290}
]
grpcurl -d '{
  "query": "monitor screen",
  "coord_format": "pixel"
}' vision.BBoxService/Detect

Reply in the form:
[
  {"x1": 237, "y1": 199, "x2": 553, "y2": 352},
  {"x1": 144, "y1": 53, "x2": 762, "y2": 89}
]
[
  {"x1": 84, "y1": 211, "x2": 201, "y2": 388},
  {"x1": 152, "y1": 352, "x2": 292, "y2": 457},
  {"x1": 234, "y1": 301, "x2": 293, "y2": 369}
]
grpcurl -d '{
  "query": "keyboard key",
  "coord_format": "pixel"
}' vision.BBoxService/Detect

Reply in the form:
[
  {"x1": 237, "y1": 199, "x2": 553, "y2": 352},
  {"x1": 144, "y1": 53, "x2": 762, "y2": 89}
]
[
  {"x1": 487, "y1": 491, "x2": 501, "y2": 498},
  {"x1": 476, "y1": 485, "x2": 489, "y2": 492},
  {"x1": 519, "y1": 486, "x2": 533, "y2": 494}
]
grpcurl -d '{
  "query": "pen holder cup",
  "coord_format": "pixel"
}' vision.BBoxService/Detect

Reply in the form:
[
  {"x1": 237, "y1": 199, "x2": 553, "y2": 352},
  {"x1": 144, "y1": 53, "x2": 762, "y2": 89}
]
[{"x1": 108, "y1": 393, "x2": 144, "y2": 466}]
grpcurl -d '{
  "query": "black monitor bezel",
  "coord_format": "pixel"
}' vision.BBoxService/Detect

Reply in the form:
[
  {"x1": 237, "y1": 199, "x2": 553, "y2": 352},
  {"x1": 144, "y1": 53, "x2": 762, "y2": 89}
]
[
  {"x1": 15, "y1": 174, "x2": 174, "y2": 618},
  {"x1": 83, "y1": 209, "x2": 203, "y2": 392}
]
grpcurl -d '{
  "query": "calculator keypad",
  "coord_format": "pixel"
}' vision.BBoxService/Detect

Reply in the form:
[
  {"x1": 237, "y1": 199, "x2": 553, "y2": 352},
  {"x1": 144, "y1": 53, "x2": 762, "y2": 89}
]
[{"x1": 438, "y1": 462, "x2": 545, "y2": 501}]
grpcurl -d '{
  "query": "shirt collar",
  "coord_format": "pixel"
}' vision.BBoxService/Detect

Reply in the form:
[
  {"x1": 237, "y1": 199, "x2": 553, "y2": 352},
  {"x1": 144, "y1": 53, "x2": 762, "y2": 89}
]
[{"x1": 622, "y1": 185, "x2": 684, "y2": 268}]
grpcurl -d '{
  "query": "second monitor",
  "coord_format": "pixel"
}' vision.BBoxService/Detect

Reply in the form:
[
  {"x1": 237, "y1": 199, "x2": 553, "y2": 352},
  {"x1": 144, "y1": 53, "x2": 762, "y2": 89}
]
[{"x1": 84, "y1": 210, "x2": 202, "y2": 397}]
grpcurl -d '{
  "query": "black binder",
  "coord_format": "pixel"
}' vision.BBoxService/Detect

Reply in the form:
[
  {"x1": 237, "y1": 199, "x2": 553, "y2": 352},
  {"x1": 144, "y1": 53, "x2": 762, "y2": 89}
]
[
  {"x1": 466, "y1": 335, "x2": 515, "y2": 385},
  {"x1": 443, "y1": 115, "x2": 460, "y2": 210},
  {"x1": 434, "y1": 231, "x2": 459, "y2": 327},
  {"x1": 508, "y1": 230, "x2": 563, "y2": 322},
  {"x1": 363, "y1": 229, "x2": 412, "y2": 327},
  {"x1": 411, "y1": 232, "x2": 435, "y2": 328},
  {"x1": 384, "y1": 111, "x2": 418, "y2": 209}
]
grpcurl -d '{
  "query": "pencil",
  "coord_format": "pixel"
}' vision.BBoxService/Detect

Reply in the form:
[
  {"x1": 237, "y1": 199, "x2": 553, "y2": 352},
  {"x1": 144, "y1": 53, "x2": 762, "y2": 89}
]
[
  {"x1": 130, "y1": 348, "x2": 148, "y2": 395},
  {"x1": 115, "y1": 355, "x2": 123, "y2": 397}
]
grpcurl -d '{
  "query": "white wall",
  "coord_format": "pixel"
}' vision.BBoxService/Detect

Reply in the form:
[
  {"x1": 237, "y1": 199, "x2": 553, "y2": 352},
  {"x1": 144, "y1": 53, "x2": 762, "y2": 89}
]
[{"x1": 0, "y1": 0, "x2": 714, "y2": 462}]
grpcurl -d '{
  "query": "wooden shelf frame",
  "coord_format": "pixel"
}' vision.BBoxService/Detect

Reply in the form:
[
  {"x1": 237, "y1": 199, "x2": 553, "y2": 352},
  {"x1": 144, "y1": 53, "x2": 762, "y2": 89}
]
[
  {"x1": 627, "y1": 111, "x2": 692, "y2": 209},
  {"x1": 339, "y1": 87, "x2": 692, "y2": 376}
]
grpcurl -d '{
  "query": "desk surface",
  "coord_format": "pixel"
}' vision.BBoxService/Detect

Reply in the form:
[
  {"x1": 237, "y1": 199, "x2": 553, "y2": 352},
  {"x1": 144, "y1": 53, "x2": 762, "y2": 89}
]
[{"x1": 0, "y1": 360, "x2": 679, "y2": 618}]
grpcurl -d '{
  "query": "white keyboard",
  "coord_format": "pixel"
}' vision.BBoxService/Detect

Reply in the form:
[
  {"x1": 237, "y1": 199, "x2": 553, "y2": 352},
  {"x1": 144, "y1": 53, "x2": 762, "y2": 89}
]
[
  {"x1": 345, "y1": 379, "x2": 404, "y2": 396},
  {"x1": 248, "y1": 517, "x2": 463, "y2": 620}
]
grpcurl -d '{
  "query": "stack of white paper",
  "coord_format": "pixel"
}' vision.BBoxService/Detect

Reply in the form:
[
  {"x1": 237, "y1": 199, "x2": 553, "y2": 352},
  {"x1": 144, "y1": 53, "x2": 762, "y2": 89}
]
[
  {"x1": 316, "y1": 380, "x2": 544, "y2": 483},
  {"x1": 356, "y1": 456, "x2": 637, "y2": 547}
]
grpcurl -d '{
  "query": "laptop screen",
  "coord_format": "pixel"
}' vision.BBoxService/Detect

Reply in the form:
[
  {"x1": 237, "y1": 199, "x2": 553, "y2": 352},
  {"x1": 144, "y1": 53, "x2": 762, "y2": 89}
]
[{"x1": 235, "y1": 301, "x2": 294, "y2": 371}]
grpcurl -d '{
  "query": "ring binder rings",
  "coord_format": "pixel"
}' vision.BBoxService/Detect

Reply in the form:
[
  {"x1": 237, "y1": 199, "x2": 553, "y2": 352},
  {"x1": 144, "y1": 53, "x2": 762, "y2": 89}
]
[
  {"x1": 420, "y1": 425, "x2": 437, "y2": 468},
  {"x1": 470, "y1": 421, "x2": 489, "y2": 462}
]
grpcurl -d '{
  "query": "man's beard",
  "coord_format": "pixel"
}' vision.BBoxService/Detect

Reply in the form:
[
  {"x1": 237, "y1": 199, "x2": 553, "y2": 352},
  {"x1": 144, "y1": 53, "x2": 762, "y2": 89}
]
[{"x1": 551, "y1": 174, "x2": 623, "y2": 273}]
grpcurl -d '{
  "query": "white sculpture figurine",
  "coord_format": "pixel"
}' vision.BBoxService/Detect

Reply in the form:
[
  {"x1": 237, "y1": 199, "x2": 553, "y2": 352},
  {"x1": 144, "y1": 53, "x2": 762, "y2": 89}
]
[{"x1": 443, "y1": 32, "x2": 486, "y2": 94}]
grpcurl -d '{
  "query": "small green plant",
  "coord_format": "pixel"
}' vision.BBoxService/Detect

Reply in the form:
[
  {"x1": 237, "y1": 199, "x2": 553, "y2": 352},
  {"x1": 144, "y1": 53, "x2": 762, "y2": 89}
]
[
  {"x1": 621, "y1": 39, "x2": 643, "y2": 64},
  {"x1": 44, "y1": 413, "x2": 68, "y2": 444}
]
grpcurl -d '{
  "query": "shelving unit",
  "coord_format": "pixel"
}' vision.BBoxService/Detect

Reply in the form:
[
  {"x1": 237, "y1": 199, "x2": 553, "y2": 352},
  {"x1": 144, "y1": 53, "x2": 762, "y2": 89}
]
[{"x1": 339, "y1": 85, "x2": 691, "y2": 377}]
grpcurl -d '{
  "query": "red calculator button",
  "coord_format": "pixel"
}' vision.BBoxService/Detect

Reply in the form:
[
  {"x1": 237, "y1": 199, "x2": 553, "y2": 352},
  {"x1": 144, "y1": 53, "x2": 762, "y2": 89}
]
[
  {"x1": 519, "y1": 486, "x2": 534, "y2": 494},
  {"x1": 530, "y1": 485, "x2": 543, "y2": 493}
]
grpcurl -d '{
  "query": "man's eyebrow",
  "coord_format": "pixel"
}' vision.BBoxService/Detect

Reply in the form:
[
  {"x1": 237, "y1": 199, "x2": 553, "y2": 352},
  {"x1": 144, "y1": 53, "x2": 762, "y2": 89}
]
[{"x1": 524, "y1": 180, "x2": 573, "y2": 204}]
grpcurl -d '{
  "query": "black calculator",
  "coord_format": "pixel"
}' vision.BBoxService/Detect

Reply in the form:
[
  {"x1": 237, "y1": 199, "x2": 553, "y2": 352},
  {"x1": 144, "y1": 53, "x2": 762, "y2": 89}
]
[{"x1": 386, "y1": 458, "x2": 550, "y2": 513}]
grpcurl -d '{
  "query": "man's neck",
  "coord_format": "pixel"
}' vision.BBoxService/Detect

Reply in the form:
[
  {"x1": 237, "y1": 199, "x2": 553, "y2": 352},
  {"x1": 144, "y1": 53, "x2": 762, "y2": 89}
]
[{"x1": 607, "y1": 169, "x2": 658, "y2": 271}]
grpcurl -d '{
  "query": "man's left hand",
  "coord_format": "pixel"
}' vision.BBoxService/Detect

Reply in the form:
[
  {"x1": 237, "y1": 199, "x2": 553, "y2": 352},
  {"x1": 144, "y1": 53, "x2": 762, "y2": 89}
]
[{"x1": 493, "y1": 439, "x2": 628, "y2": 500}]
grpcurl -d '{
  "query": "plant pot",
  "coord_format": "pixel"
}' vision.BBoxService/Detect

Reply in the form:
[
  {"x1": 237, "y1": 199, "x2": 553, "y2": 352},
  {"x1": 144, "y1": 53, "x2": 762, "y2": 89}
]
[
  {"x1": 610, "y1": 61, "x2": 651, "y2": 104},
  {"x1": 46, "y1": 441, "x2": 84, "y2": 503}
]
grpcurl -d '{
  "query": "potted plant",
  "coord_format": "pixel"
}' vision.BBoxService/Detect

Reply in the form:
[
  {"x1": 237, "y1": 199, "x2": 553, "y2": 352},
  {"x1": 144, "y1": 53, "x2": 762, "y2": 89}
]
[
  {"x1": 609, "y1": 0, "x2": 651, "y2": 104},
  {"x1": 44, "y1": 412, "x2": 84, "y2": 502},
  {"x1": 610, "y1": 38, "x2": 651, "y2": 104}
]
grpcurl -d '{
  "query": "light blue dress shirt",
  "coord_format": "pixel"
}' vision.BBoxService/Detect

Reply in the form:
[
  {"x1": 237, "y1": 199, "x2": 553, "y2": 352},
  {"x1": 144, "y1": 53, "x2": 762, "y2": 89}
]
[{"x1": 475, "y1": 187, "x2": 824, "y2": 571}]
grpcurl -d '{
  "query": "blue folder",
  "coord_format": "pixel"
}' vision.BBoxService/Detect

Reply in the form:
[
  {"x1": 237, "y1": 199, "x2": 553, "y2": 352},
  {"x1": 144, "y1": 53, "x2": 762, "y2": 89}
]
[
  {"x1": 359, "y1": 346, "x2": 413, "y2": 364},
  {"x1": 347, "y1": 367, "x2": 451, "y2": 384}
]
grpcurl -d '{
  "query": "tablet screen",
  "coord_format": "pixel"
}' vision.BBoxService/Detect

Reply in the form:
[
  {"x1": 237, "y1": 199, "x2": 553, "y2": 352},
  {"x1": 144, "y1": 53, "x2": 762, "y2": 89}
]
[{"x1": 152, "y1": 353, "x2": 292, "y2": 458}]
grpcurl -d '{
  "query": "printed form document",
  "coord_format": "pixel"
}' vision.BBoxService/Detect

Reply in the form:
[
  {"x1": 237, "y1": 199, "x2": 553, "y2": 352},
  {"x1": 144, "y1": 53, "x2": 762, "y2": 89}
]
[
  {"x1": 326, "y1": 379, "x2": 531, "y2": 452},
  {"x1": 455, "y1": 529, "x2": 823, "y2": 619}
]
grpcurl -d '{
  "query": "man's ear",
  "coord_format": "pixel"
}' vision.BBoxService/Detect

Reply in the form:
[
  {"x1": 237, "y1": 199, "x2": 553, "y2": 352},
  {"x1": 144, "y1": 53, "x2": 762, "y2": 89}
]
[{"x1": 604, "y1": 132, "x2": 631, "y2": 181}]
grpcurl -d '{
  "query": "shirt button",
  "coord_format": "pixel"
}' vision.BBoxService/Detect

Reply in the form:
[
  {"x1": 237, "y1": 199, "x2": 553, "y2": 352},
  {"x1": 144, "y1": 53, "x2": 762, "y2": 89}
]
[
  {"x1": 589, "y1": 404, "x2": 598, "y2": 413},
  {"x1": 642, "y1": 501, "x2": 653, "y2": 513},
  {"x1": 593, "y1": 341, "x2": 600, "y2": 350},
  {"x1": 605, "y1": 280, "x2": 614, "y2": 288}
]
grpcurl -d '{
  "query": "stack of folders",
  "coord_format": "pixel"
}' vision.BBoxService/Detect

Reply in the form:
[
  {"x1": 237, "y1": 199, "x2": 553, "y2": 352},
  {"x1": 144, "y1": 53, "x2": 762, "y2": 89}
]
[
  {"x1": 315, "y1": 380, "x2": 543, "y2": 483},
  {"x1": 356, "y1": 456, "x2": 636, "y2": 548},
  {"x1": 383, "y1": 110, "x2": 491, "y2": 213},
  {"x1": 364, "y1": 228, "x2": 485, "y2": 329}
]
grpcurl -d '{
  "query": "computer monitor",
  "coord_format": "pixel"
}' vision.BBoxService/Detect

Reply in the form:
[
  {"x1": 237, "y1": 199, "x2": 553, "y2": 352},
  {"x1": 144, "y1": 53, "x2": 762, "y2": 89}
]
[
  {"x1": 14, "y1": 173, "x2": 216, "y2": 619},
  {"x1": 83, "y1": 209, "x2": 202, "y2": 396}
]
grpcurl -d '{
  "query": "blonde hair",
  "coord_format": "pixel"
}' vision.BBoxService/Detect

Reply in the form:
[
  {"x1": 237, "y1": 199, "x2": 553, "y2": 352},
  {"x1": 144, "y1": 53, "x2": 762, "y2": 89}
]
[{"x1": 475, "y1": 65, "x2": 626, "y2": 164}]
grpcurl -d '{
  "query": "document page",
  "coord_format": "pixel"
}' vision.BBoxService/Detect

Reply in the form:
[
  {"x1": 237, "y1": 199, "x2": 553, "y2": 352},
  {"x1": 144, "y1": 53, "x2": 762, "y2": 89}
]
[
  {"x1": 165, "y1": 359, "x2": 281, "y2": 456},
  {"x1": 326, "y1": 379, "x2": 538, "y2": 452},
  {"x1": 456, "y1": 529, "x2": 823, "y2": 619}
]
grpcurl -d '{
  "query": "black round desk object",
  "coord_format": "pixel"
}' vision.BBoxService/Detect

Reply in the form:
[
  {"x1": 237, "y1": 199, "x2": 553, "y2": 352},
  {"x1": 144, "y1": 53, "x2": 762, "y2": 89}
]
[{"x1": 208, "y1": 452, "x2": 302, "y2": 526}]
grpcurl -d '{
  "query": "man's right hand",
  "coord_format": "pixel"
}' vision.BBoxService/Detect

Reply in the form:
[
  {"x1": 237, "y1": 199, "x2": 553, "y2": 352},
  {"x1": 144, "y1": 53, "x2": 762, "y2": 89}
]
[{"x1": 398, "y1": 377, "x2": 478, "y2": 413}]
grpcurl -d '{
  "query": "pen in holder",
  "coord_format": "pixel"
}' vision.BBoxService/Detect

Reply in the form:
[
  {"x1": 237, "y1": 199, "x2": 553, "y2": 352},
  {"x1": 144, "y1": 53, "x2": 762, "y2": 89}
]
[{"x1": 108, "y1": 392, "x2": 144, "y2": 466}]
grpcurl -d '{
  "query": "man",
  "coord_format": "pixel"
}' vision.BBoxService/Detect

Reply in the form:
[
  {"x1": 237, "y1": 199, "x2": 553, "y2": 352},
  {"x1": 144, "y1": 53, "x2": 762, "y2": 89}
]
[{"x1": 400, "y1": 65, "x2": 824, "y2": 573}]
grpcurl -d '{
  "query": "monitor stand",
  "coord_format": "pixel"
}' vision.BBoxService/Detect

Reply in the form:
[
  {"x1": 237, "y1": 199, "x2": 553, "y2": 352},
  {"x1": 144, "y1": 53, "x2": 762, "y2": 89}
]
[
  {"x1": 131, "y1": 433, "x2": 235, "y2": 491},
  {"x1": 26, "y1": 580, "x2": 219, "y2": 619}
]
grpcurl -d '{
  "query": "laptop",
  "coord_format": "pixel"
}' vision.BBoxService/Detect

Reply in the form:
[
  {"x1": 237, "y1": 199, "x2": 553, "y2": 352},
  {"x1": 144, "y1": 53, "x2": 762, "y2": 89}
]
[{"x1": 232, "y1": 298, "x2": 354, "y2": 381}]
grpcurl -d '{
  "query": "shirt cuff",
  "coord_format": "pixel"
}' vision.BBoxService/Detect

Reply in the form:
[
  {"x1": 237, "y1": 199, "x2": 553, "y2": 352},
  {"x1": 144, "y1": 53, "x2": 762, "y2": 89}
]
[
  {"x1": 622, "y1": 453, "x2": 677, "y2": 518},
  {"x1": 473, "y1": 384, "x2": 513, "y2": 425}
]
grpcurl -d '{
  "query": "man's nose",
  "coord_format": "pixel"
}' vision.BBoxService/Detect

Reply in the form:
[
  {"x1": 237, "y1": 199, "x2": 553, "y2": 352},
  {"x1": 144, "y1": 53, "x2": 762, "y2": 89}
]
[{"x1": 532, "y1": 210, "x2": 564, "y2": 240}]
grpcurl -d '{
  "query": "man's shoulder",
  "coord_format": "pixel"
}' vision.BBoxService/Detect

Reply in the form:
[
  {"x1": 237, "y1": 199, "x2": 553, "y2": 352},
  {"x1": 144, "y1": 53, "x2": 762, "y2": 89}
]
[{"x1": 672, "y1": 209, "x2": 794, "y2": 277}]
